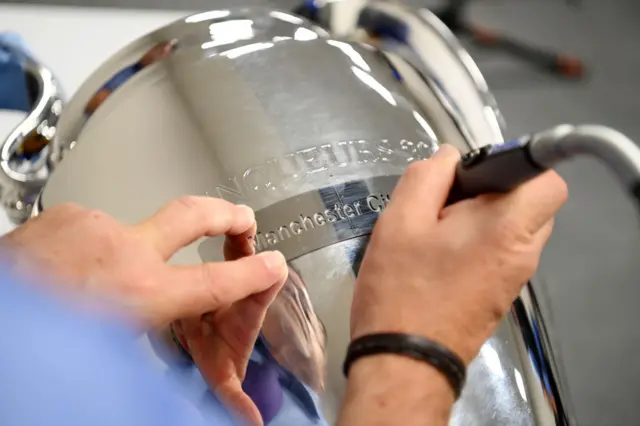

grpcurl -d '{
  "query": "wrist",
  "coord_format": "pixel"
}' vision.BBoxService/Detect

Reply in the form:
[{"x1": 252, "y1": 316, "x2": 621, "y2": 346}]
[
  {"x1": 338, "y1": 354, "x2": 454, "y2": 426},
  {"x1": 352, "y1": 319, "x2": 478, "y2": 365},
  {"x1": 349, "y1": 353, "x2": 455, "y2": 397}
]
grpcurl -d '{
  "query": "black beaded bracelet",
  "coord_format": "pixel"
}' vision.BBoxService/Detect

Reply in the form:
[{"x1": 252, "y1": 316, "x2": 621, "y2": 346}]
[{"x1": 343, "y1": 333, "x2": 467, "y2": 399}]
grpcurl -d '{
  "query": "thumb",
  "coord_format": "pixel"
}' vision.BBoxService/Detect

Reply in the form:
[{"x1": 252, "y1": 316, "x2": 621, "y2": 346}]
[{"x1": 166, "y1": 251, "x2": 288, "y2": 321}]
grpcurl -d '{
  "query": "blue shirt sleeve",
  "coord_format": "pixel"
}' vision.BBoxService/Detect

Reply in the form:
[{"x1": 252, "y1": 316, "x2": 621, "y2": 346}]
[
  {"x1": 0, "y1": 32, "x2": 32, "y2": 113},
  {"x1": 0, "y1": 268, "x2": 236, "y2": 426}
]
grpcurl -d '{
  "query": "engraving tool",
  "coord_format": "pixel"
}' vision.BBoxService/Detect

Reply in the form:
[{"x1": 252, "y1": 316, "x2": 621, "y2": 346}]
[{"x1": 446, "y1": 125, "x2": 640, "y2": 205}]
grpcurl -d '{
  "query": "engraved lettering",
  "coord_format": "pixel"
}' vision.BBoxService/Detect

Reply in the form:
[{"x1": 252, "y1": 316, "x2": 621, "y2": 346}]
[
  {"x1": 319, "y1": 143, "x2": 345, "y2": 167},
  {"x1": 266, "y1": 232, "x2": 278, "y2": 245},
  {"x1": 290, "y1": 221, "x2": 302, "y2": 234},
  {"x1": 212, "y1": 138, "x2": 438, "y2": 198},
  {"x1": 282, "y1": 152, "x2": 305, "y2": 180},
  {"x1": 343, "y1": 205, "x2": 355, "y2": 218},
  {"x1": 416, "y1": 141, "x2": 438, "y2": 159},
  {"x1": 346, "y1": 140, "x2": 363, "y2": 164},
  {"x1": 216, "y1": 177, "x2": 245, "y2": 201},
  {"x1": 354, "y1": 201, "x2": 363, "y2": 215},
  {"x1": 251, "y1": 186, "x2": 396, "y2": 254},
  {"x1": 278, "y1": 226, "x2": 292, "y2": 240},
  {"x1": 300, "y1": 214, "x2": 315, "y2": 230},
  {"x1": 337, "y1": 141, "x2": 356, "y2": 164},
  {"x1": 399, "y1": 139, "x2": 416, "y2": 162},
  {"x1": 264, "y1": 159, "x2": 287, "y2": 191},
  {"x1": 297, "y1": 147, "x2": 325, "y2": 174},
  {"x1": 354, "y1": 140, "x2": 379, "y2": 163},
  {"x1": 374, "y1": 139, "x2": 394, "y2": 163},
  {"x1": 297, "y1": 144, "x2": 344, "y2": 174},
  {"x1": 325, "y1": 209, "x2": 338, "y2": 223},
  {"x1": 313, "y1": 212, "x2": 326, "y2": 226},
  {"x1": 398, "y1": 139, "x2": 437, "y2": 162},
  {"x1": 256, "y1": 232, "x2": 268, "y2": 251},
  {"x1": 367, "y1": 195, "x2": 383, "y2": 212},
  {"x1": 243, "y1": 165, "x2": 271, "y2": 192}
]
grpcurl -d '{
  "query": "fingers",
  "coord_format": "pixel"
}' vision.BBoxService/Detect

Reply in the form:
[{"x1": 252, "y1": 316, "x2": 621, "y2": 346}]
[
  {"x1": 387, "y1": 144, "x2": 460, "y2": 222},
  {"x1": 135, "y1": 196, "x2": 256, "y2": 260},
  {"x1": 167, "y1": 251, "x2": 288, "y2": 319},
  {"x1": 224, "y1": 222, "x2": 257, "y2": 261},
  {"x1": 480, "y1": 171, "x2": 568, "y2": 235}
]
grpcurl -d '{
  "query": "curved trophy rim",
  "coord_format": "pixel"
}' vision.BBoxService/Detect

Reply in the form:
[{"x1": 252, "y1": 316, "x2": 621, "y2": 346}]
[{"x1": 52, "y1": 7, "x2": 331, "y2": 151}]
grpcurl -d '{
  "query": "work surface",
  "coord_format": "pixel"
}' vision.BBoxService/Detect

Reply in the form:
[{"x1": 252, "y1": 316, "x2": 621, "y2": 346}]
[{"x1": 1, "y1": 2, "x2": 640, "y2": 425}]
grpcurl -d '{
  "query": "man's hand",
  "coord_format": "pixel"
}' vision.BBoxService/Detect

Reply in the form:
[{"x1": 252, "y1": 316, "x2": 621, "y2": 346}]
[
  {"x1": 340, "y1": 144, "x2": 568, "y2": 426},
  {"x1": 1, "y1": 197, "x2": 288, "y2": 331},
  {"x1": 352, "y1": 144, "x2": 568, "y2": 363},
  {"x1": 170, "y1": 233, "x2": 286, "y2": 426}
]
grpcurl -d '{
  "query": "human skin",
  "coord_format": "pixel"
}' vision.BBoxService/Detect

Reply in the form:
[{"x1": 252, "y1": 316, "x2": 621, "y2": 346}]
[
  {"x1": 0, "y1": 142, "x2": 567, "y2": 426},
  {"x1": 1, "y1": 197, "x2": 288, "y2": 426},
  {"x1": 338, "y1": 144, "x2": 567, "y2": 426}
]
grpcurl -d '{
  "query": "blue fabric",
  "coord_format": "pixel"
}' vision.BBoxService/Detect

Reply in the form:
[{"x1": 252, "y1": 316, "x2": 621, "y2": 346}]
[
  {"x1": 358, "y1": 8, "x2": 409, "y2": 44},
  {"x1": 100, "y1": 64, "x2": 141, "y2": 92},
  {"x1": 242, "y1": 359, "x2": 285, "y2": 422},
  {"x1": 0, "y1": 32, "x2": 32, "y2": 113},
  {"x1": 0, "y1": 263, "x2": 329, "y2": 426},
  {"x1": 254, "y1": 335, "x2": 323, "y2": 422},
  {"x1": 0, "y1": 269, "x2": 238, "y2": 426},
  {"x1": 164, "y1": 334, "x2": 329, "y2": 426}
]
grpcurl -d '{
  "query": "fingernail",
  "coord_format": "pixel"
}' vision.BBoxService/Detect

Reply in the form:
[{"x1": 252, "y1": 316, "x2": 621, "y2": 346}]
[
  {"x1": 257, "y1": 250, "x2": 286, "y2": 272},
  {"x1": 433, "y1": 144, "x2": 458, "y2": 158},
  {"x1": 236, "y1": 204, "x2": 255, "y2": 223}
]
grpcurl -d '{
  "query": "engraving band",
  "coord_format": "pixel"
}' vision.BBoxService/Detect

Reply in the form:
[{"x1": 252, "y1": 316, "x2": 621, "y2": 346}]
[
  {"x1": 209, "y1": 138, "x2": 436, "y2": 203},
  {"x1": 199, "y1": 175, "x2": 400, "y2": 261}
]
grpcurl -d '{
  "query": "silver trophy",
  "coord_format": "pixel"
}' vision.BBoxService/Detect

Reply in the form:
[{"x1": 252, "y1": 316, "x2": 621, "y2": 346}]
[{"x1": 7, "y1": 2, "x2": 640, "y2": 425}]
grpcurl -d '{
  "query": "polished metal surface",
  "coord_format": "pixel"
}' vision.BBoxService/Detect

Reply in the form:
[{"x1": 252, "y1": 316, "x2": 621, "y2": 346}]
[
  {"x1": 314, "y1": 0, "x2": 505, "y2": 148},
  {"x1": 414, "y1": 7, "x2": 505, "y2": 137},
  {"x1": 0, "y1": 52, "x2": 64, "y2": 224},
  {"x1": 22, "y1": 4, "x2": 575, "y2": 425}
]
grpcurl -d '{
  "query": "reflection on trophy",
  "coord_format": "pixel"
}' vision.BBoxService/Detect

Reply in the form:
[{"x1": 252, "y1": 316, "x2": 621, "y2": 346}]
[
  {"x1": 5, "y1": 3, "x2": 640, "y2": 425},
  {"x1": 261, "y1": 266, "x2": 327, "y2": 393},
  {"x1": 148, "y1": 264, "x2": 327, "y2": 423},
  {"x1": 84, "y1": 40, "x2": 177, "y2": 116}
]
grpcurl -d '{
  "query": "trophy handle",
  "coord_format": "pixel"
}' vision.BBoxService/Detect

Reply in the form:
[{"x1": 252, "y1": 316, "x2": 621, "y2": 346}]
[{"x1": 0, "y1": 33, "x2": 64, "y2": 224}]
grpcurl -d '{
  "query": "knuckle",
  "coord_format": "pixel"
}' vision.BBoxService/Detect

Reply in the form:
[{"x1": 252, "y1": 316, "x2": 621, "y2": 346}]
[
  {"x1": 199, "y1": 263, "x2": 223, "y2": 306},
  {"x1": 488, "y1": 222, "x2": 541, "y2": 281},
  {"x1": 171, "y1": 196, "x2": 233, "y2": 224},
  {"x1": 84, "y1": 208, "x2": 111, "y2": 222},
  {"x1": 171, "y1": 196, "x2": 211, "y2": 226},
  {"x1": 404, "y1": 159, "x2": 430, "y2": 179},
  {"x1": 490, "y1": 216, "x2": 535, "y2": 249},
  {"x1": 48, "y1": 202, "x2": 88, "y2": 216},
  {"x1": 78, "y1": 209, "x2": 120, "y2": 233},
  {"x1": 173, "y1": 195, "x2": 205, "y2": 212}
]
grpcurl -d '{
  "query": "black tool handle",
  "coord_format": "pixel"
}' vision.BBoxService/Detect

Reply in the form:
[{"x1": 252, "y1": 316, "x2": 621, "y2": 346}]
[{"x1": 445, "y1": 138, "x2": 548, "y2": 205}]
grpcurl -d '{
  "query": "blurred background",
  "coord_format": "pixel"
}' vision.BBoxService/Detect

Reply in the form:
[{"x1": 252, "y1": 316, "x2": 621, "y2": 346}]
[{"x1": 1, "y1": 0, "x2": 638, "y2": 425}]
